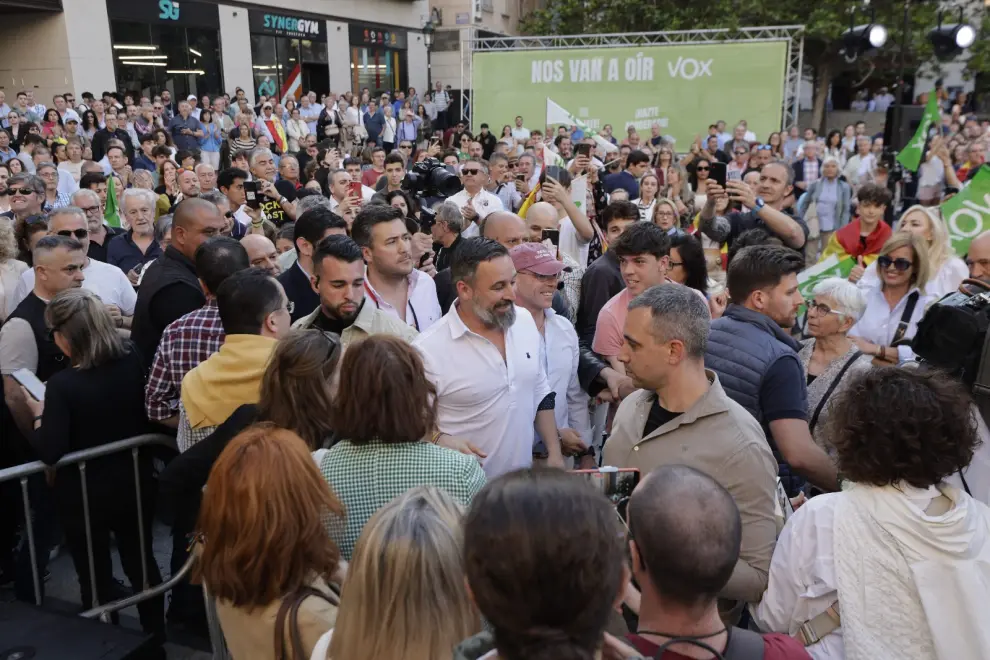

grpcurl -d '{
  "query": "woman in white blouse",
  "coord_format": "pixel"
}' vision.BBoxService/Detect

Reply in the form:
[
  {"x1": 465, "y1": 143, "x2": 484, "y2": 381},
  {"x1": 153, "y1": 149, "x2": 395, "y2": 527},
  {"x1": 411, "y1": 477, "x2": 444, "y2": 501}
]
[
  {"x1": 631, "y1": 172, "x2": 659, "y2": 222},
  {"x1": 284, "y1": 107, "x2": 309, "y2": 153},
  {"x1": 857, "y1": 205, "x2": 967, "y2": 300},
  {"x1": 755, "y1": 368, "x2": 990, "y2": 660},
  {"x1": 849, "y1": 232, "x2": 934, "y2": 365}
]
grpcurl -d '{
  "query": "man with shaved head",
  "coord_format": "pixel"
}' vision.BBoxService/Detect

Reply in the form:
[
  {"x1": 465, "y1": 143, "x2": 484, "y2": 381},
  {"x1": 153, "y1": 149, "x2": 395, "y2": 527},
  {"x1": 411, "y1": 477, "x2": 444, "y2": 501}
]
[
  {"x1": 132, "y1": 198, "x2": 226, "y2": 370},
  {"x1": 240, "y1": 234, "x2": 281, "y2": 276},
  {"x1": 619, "y1": 465, "x2": 807, "y2": 657}
]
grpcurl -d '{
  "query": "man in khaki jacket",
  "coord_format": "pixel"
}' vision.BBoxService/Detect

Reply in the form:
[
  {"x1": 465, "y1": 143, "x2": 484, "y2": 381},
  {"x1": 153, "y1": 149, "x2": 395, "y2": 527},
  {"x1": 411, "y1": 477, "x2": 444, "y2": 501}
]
[
  {"x1": 292, "y1": 234, "x2": 417, "y2": 346},
  {"x1": 602, "y1": 283, "x2": 777, "y2": 616}
]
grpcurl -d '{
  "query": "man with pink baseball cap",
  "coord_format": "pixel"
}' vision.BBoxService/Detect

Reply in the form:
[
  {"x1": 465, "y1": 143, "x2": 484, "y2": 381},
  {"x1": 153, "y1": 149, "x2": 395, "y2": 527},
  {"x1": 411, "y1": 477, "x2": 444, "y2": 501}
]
[{"x1": 510, "y1": 243, "x2": 593, "y2": 467}]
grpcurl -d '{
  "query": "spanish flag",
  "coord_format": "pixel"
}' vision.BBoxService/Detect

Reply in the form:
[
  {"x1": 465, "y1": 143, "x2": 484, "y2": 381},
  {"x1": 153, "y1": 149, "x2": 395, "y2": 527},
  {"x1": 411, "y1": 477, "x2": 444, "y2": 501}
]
[{"x1": 518, "y1": 183, "x2": 541, "y2": 219}]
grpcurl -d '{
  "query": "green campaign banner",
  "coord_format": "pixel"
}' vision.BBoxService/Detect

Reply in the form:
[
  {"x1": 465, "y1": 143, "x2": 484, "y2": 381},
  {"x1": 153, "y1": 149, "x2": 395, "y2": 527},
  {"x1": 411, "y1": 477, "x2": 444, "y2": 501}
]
[
  {"x1": 942, "y1": 166, "x2": 990, "y2": 257},
  {"x1": 797, "y1": 255, "x2": 855, "y2": 303},
  {"x1": 471, "y1": 41, "x2": 788, "y2": 148}
]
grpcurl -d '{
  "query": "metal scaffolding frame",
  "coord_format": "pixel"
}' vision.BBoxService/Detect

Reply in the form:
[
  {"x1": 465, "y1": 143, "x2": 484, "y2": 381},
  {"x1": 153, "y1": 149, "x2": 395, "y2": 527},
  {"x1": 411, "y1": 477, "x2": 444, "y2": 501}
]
[{"x1": 460, "y1": 25, "x2": 806, "y2": 133}]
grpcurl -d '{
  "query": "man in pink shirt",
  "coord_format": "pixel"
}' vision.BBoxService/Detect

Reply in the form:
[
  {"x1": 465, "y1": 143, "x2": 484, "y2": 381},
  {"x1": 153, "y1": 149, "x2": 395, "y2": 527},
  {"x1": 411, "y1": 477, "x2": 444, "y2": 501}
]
[{"x1": 593, "y1": 223, "x2": 671, "y2": 371}]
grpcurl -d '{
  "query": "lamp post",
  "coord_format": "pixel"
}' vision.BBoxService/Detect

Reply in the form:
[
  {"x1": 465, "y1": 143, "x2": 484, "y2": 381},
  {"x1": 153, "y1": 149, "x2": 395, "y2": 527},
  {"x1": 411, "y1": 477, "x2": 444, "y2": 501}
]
[{"x1": 423, "y1": 20, "x2": 436, "y2": 96}]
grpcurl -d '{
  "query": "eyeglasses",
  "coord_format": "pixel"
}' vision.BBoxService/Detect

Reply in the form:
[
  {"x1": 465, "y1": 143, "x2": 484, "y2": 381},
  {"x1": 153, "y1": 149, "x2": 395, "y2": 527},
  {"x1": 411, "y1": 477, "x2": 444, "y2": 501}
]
[
  {"x1": 807, "y1": 300, "x2": 848, "y2": 317},
  {"x1": 57, "y1": 229, "x2": 89, "y2": 239},
  {"x1": 757, "y1": 145, "x2": 773, "y2": 151},
  {"x1": 695, "y1": 166, "x2": 710, "y2": 171},
  {"x1": 461, "y1": 169, "x2": 481, "y2": 175},
  {"x1": 877, "y1": 256, "x2": 913, "y2": 272},
  {"x1": 79, "y1": 205, "x2": 101, "y2": 215},
  {"x1": 734, "y1": 151, "x2": 747, "y2": 156},
  {"x1": 9, "y1": 187, "x2": 37, "y2": 196}
]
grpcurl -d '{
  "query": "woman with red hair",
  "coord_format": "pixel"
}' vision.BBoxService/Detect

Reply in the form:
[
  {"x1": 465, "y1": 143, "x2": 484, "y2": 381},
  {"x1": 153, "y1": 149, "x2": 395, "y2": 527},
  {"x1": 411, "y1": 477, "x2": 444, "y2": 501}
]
[{"x1": 194, "y1": 424, "x2": 344, "y2": 659}]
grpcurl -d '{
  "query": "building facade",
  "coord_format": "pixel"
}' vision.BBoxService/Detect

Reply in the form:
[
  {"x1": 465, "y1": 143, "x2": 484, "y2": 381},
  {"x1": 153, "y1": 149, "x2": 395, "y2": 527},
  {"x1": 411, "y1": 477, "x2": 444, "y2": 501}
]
[{"x1": 0, "y1": 0, "x2": 431, "y2": 104}]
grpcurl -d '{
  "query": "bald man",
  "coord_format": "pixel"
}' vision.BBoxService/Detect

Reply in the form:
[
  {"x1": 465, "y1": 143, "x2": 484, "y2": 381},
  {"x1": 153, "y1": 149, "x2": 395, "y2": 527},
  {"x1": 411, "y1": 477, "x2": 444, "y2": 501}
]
[
  {"x1": 131, "y1": 198, "x2": 226, "y2": 369},
  {"x1": 967, "y1": 230, "x2": 990, "y2": 284},
  {"x1": 241, "y1": 234, "x2": 281, "y2": 276}
]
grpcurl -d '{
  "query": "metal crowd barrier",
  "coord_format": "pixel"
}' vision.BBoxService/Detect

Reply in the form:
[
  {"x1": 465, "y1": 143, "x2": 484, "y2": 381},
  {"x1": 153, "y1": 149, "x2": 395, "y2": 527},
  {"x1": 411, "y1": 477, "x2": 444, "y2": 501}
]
[
  {"x1": 0, "y1": 432, "x2": 176, "y2": 608},
  {"x1": 0, "y1": 432, "x2": 233, "y2": 658}
]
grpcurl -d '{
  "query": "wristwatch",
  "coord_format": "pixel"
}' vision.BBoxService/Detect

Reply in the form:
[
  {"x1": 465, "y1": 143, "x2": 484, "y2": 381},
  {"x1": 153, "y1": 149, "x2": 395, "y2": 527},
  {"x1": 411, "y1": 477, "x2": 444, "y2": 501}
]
[{"x1": 754, "y1": 196, "x2": 766, "y2": 211}]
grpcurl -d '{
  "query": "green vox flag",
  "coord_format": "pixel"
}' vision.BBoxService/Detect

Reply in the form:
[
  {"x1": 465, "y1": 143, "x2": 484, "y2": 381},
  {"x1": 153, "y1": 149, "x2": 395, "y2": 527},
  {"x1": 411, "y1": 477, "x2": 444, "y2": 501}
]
[
  {"x1": 797, "y1": 255, "x2": 855, "y2": 313},
  {"x1": 104, "y1": 176, "x2": 121, "y2": 228},
  {"x1": 895, "y1": 94, "x2": 941, "y2": 172},
  {"x1": 942, "y1": 165, "x2": 990, "y2": 257}
]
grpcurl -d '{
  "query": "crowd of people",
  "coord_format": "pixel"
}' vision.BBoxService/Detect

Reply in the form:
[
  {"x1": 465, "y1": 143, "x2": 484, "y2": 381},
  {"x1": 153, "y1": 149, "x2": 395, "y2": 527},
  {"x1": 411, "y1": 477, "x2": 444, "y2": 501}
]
[{"x1": 0, "y1": 80, "x2": 989, "y2": 660}]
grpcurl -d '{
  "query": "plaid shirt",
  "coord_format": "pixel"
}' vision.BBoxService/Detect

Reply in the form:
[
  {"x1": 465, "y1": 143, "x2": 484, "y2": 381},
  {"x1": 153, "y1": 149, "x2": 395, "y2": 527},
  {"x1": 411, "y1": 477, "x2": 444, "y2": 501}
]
[
  {"x1": 43, "y1": 192, "x2": 72, "y2": 212},
  {"x1": 318, "y1": 439, "x2": 486, "y2": 559},
  {"x1": 803, "y1": 158, "x2": 821, "y2": 187},
  {"x1": 560, "y1": 252, "x2": 584, "y2": 325},
  {"x1": 177, "y1": 400, "x2": 218, "y2": 452},
  {"x1": 144, "y1": 301, "x2": 225, "y2": 421}
]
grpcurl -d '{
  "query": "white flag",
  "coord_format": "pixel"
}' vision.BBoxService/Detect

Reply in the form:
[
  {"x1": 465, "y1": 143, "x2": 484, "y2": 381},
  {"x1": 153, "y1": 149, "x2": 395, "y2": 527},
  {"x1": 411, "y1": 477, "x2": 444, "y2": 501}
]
[{"x1": 545, "y1": 98, "x2": 618, "y2": 154}]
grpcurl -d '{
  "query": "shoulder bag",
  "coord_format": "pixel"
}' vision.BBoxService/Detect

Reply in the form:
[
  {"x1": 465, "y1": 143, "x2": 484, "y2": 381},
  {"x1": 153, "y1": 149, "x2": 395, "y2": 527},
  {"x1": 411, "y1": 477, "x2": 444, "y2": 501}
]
[
  {"x1": 871, "y1": 290, "x2": 920, "y2": 366},
  {"x1": 808, "y1": 350, "x2": 862, "y2": 434},
  {"x1": 273, "y1": 584, "x2": 340, "y2": 660}
]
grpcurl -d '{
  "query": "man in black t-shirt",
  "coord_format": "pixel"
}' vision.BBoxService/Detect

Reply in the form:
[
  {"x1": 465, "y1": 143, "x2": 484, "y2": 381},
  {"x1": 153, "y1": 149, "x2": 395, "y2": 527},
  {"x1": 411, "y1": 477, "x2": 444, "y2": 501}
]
[{"x1": 250, "y1": 149, "x2": 297, "y2": 227}]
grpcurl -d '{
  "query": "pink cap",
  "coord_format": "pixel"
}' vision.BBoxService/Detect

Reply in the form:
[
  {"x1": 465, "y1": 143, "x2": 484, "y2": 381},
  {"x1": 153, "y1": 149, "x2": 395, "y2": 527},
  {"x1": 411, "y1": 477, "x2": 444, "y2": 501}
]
[{"x1": 510, "y1": 242, "x2": 564, "y2": 276}]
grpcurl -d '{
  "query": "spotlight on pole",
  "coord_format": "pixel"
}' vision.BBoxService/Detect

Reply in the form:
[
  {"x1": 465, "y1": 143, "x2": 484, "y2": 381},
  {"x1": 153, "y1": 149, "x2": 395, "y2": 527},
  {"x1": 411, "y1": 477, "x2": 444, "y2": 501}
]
[
  {"x1": 842, "y1": 23, "x2": 888, "y2": 62},
  {"x1": 928, "y1": 22, "x2": 977, "y2": 59}
]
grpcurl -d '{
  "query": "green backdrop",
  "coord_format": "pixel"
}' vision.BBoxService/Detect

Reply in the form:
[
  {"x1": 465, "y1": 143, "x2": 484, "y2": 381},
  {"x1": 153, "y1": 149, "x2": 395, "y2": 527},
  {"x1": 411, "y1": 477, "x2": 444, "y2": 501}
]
[{"x1": 471, "y1": 41, "x2": 789, "y2": 148}]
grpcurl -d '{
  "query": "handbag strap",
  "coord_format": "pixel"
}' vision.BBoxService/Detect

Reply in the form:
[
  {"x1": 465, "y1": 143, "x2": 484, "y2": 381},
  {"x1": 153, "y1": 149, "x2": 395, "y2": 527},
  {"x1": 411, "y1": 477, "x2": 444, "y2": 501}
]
[
  {"x1": 274, "y1": 585, "x2": 341, "y2": 660},
  {"x1": 891, "y1": 291, "x2": 920, "y2": 345},
  {"x1": 809, "y1": 351, "x2": 862, "y2": 433}
]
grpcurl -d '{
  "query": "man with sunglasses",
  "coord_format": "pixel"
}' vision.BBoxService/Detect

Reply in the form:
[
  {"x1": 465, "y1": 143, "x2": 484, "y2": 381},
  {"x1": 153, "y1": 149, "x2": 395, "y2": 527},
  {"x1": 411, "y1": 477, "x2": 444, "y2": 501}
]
[
  {"x1": 10, "y1": 207, "x2": 136, "y2": 329},
  {"x1": 448, "y1": 158, "x2": 504, "y2": 238}
]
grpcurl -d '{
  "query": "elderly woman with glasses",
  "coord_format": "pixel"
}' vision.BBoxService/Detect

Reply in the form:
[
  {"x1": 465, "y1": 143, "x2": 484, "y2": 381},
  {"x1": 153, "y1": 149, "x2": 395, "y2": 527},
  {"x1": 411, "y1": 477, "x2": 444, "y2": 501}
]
[
  {"x1": 849, "y1": 232, "x2": 935, "y2": 365},
  {"x1": 799, "y1": 278, "x2": 874, "y2": 455}
]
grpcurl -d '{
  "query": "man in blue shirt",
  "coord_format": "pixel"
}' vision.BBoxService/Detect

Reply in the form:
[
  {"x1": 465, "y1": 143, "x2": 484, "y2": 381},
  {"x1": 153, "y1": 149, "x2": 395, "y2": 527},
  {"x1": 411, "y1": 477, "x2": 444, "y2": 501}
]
[
  {"x1": 167, "y1": 101, "x2": 203, "y2": 152},
  {"x1": 604, "y1": 150, "x2": 650, "y2": 199},
  {"x1": 363, "y1": 101, "x2": 384, "y2": 146}
]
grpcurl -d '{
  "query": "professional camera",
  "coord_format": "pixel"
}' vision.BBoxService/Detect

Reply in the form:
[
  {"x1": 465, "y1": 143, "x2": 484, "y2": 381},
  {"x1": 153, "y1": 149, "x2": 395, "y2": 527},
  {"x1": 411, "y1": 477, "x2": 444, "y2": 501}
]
[
  {"x1": 912, "y1": 279, "x2": 990, "y2": 390},
  {"x1": 402, "y1": 157, "x2": 462, "y2": 199}
]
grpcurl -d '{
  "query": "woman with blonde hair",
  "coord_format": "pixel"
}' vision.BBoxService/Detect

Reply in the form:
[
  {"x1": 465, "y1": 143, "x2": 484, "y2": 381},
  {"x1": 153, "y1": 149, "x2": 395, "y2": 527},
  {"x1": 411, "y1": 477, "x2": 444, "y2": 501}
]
[
  {"x1": 662, "y1": 164, "x2": 695, "y2": 226},
  {"x1": 850, "y1": 232, "x2": 935, "y2": 365},
  {"x1": 0, "y1": 219, "x2": 28, "y2": 320},
  {"x1": 22, "y1": 288, "x2": 162, "y2": 647},
  {"x1": 195, "y1": 425, "x2": 344, "y2": 660},
  {"x1": 323, "y1": 486, "x2": 479, "y2": 660},
  {"x1": 857, "y1": 205, "x2": 967, "y2": 299},
  {"x1": 651, "y1": 197, "x2": 681, "y2": 234}
]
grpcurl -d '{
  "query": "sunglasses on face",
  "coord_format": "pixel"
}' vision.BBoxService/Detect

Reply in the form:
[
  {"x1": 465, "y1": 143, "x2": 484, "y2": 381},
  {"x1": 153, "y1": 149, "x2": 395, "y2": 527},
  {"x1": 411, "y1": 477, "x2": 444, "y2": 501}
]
[
  {"x1": 57, "y1": 228, "x2": 89, "y2": 239},
  {"x1": 695, "y1": 166, "x2": 710, "y2": 171},
  {"x1": 9, "y1": 187, "x2": 36, "y2": 196},
  {"x1": 462, "y1": 169, "x2": 481, "y2": 175},
  {"x1": 877, "y1": 256, "x2": 913, "y2": 272},
  {"x1": 735, "y1": 151, "x2": 747, "y2": 156}
]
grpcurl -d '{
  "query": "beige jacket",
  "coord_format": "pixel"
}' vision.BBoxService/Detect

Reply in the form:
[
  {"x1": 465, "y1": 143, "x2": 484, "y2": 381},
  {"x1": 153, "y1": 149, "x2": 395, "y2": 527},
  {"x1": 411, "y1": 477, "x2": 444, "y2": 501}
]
[
  {"x1": 216, "y1": 578, "x2": 337, "y2": 660},
  {"x1": 603, "y1": 371, "x2": 778, "y2": 608},
  {"x1": 292, "y1": 299, "x2": 419, "y2": 346}
]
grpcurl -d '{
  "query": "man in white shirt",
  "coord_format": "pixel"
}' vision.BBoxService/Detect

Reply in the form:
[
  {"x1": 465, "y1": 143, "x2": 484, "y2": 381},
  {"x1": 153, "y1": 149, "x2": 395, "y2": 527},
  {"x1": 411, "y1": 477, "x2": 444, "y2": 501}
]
[
  {"x1": 352, "y1": 204, "x2": 441, "y2": 332},
  {"x1": 52, "y1": 94, "x2": 80, "y2": 124},
  {"x1": 511, "y1": 115, "x2": 531, "y2": 143},
  {"x1": 10, "y1": 207, "x2": 136, "y2": 322},
  {"x1": 447, "y1": 158, "x2": 504, "y2": 238},
  {"x1": 510, "y1": 243, "x2": 592, "y2": 466},
  {"x1": 414, "y1": 237, "x2": 565, "y2": 476}
]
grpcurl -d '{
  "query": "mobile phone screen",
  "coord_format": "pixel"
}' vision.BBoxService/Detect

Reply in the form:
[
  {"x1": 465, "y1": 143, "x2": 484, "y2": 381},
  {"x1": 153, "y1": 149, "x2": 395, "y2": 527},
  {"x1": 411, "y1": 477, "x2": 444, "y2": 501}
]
[
  {"x1": 575, "y1": 143, "x2": 592, "y2": 158},
  {"x1": 243, "y1": 180, "x2": 261, "y2": 209},
  {"x1": 11, "y1": 368, "x2": 45, "y2": 402},
  {"x1": 709, "y1": 162, "x2": 727, "y2": 188},
  {"x1": 348, "y1": 181, "x2": 362, "y2": 198},
  {"x1": 541, "y1": 229, "x2": 560, "y2": 246}
]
